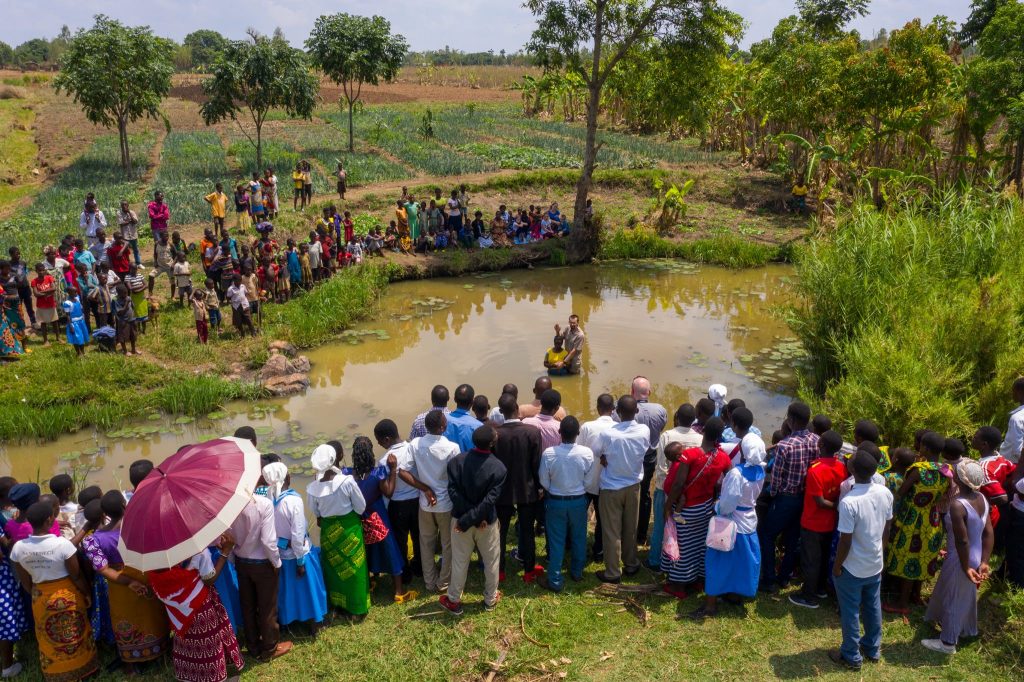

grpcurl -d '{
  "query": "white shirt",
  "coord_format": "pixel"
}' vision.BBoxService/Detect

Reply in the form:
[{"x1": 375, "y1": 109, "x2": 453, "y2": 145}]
[
  {"x1": 836, "y1": 483, "x2": 894, "y2": 578},
  {"x1": 595, "y1": 420, "x2": 650, "y2": 491},
  {"x1": 272, "y1": 492, "x2": 310, "y2": 561},
  {"x1": 839, "y1": 473, "x2": 885, "y2": 499},
  {"x1": 446, "y1": 198, "x2": 461, "y2": 216},
  {"x1": 225, "y1": 283, "x2": 249, "y2": 310},
  {"x1": 579, "y1": 415, "x2": 616, "y2": 494},
  {"x1": 1000, "y1": 404, "x2": 1024, "y2": 463},
  {"x1": 539, "y1": 443, "x2": 594, "y2": 497},
  {"x1": 307, "y1": 473, "x2": 366, "y2": 519},
  {"x1": 11, "y1": 534, "x2": 76, "y2": 582},
  {"x1": 380, "y1": 441, "x2": 418, "y2": 502},
  {"x1": 230, "y1": 495, "x2": 281, "y2": 568},
  {"x1": 488, "y1": 406, "x2": 505, "y2": 426},
  {"x1": 655, "y1": 426, "x2": 703, "y2": 488},
  {"x1": 715, "y1": 466, "x2": 765, "y2": 534},
  {"x1": 308, "y1": 241, "x2": 323, "y2": 269},
  {"x1": 188, "y1": 549, "x2": 216, "y2": 581},
  {"x1": 59, "y1": 501, "x2": 80, "y2": 540},
  {"x1": 1012, "y1": 475, "x2": 1024, "y2": 514},
  {"x1": 408, "y1": 434, "x2": 460, "y2": 512}
]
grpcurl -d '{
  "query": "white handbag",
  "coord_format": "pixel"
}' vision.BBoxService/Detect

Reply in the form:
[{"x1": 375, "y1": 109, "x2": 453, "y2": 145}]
[{"x1": 705, "y1": 515, "x2": 737, "y2": 552}]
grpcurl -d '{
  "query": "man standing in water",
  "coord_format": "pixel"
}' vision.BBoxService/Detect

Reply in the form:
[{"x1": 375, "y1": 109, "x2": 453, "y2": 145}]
[{"x1": 554, "y1": 315, "x2": 585, "y2": 375}]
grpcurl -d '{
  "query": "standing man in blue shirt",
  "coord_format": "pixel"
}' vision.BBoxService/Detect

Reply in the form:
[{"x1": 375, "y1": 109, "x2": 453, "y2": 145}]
[{"x1": 444, "y1": 384, "x2": 484, "y2": 452}]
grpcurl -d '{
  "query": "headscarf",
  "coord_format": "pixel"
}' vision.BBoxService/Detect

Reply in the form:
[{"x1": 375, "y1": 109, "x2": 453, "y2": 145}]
[
  {"x1": 708, "y1": 384, "x2": 728, "y2": 416},
  {"x1": 955, "y1": 459, "x2": 984, "y2": 491},
  {"x1": 311, "y1": 443, "x2": 341, "y2": 482},
  {"x1": 9, "y1": 483, "x2": 40, "y2": 512},
  {"x1": 262, "y1": 462, "x2": 289, "y2": 500},
  {"x1": 739, "y1": 433, "x2": 767, "y2": 482}
]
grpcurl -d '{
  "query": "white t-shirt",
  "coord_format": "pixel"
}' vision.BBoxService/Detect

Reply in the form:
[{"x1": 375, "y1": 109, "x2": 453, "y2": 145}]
[
  {"x1": 306, "y1": 473, "x2": 366, "y2": 518},
  {"x1": 380, "y1": 441, "x2": 418, "y2": 502},
  {"x1": 173, "y1": 261, "x2": 192, "y2": 288},
  {"x1": 11, "y1": 534, "x2": 77, "y2": 582},
  {"x1": 446, "y1": 198, "x2": 461, "y2": 217},
  {"x1": 188, "y1": 549, "x2": 216, "y2": 581},
  {"x1": 408, "y1": 434, "x2": 461, "y2": 512},
  {"x1": 836, "y1": 483, "x2": 893, "y2": 578},
  {"x1": 839, "y1": 472, "x2": 885, "y2": 499}
]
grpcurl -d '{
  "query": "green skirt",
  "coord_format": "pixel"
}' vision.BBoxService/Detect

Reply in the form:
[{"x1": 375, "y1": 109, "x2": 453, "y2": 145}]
[{"x1": 320, "y1": 512, "x2": 370, "y2": 615}]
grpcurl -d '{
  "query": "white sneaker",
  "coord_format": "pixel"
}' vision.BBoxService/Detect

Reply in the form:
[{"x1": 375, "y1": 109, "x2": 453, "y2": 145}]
[
  {"x1": 921, "y1": 639, "x2": 956, "y2": 655},
  {"x1": 1, "y1": 662, "x2": 22, "y2": 678}
]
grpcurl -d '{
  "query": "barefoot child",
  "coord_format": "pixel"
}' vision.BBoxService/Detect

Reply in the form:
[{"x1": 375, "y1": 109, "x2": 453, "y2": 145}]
[
  {"x1": 226, "y1": 273, "x2": 256, "y2": 338},
  {"x1": 62, "y1": 290, "x2": 90, "y2": 356},
  {"x1": 113, "y1": 284, "x2": 136, "y2": 355},
  {"x1": 192, "y1": 289, "x2": 209, "y2": 344},
  {"x1": 173, "y1": 252, "x2": 192, "y2": 307},
  {"x1": 31, "y1": 262, "x2": 60, "y2": 344},
  {"x1": 204, "y1": 279, "x2": 221, "y2": 336}
]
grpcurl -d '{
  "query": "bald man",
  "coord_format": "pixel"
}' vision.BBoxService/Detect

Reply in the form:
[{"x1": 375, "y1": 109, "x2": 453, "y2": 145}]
[
  {"x1": 518, "y1": 377, "x2": 568, "y2": 421},
  {"x1": 614, "y1": 377, "x2": 667, "y2": 548}
]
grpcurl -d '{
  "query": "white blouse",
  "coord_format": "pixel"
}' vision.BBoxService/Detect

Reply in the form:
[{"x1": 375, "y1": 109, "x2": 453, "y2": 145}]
[
  {"x1": 306, "y1": 474, "x2": 366, "y2": 519},
  {"x1": 273, "y1": 492, "x2": 310, "y2": 561},
  {"x1": 715, "y1": 466, "x2": 765, "y2": 534}
]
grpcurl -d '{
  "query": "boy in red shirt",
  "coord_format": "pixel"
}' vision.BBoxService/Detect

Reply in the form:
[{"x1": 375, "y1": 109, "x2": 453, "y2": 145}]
[
  {"x1": 973, "y1": 426, "x2": 1013, "y2": 557},
  {"x1": 791, "y1": 430, "x2": 847, "y2": 608},
  {"x1": 30, "y1": 263, "x2": 59, "y2": 344}
]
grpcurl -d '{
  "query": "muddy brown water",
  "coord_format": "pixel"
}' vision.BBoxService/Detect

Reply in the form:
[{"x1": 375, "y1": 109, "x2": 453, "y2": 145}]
[{"x1": 0, "y1": 261, "x2": 802, "y2": 493}]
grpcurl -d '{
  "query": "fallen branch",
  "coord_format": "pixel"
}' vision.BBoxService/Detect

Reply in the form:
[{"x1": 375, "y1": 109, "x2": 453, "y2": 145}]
[
  {"x1": 483, "y1": 649, "x2": 509, "y2": 682},
  {"x1": 406, "y1": 610, "x2": 445, "y2": 619},
  {"x1": 521, "y1": 605, "x2": 551, "y2": 648}
]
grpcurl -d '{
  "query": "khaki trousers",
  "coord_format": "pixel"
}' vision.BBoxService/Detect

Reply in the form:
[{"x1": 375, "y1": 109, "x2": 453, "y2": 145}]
[
  {"x1": 599, "y1": 483, "x2": 641, "y2": 579},
  {"x1": 418, "y1": 508, "x2": 453, "y2": 592},
  {"x1": 447, "y1": 519, "x2": 501, "y2": 606}
]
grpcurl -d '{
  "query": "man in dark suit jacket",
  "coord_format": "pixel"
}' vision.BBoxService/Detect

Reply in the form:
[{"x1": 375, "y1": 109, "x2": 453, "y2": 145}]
[{"x1": 493, "y1": 393, "x2": 544, "y2": 583}]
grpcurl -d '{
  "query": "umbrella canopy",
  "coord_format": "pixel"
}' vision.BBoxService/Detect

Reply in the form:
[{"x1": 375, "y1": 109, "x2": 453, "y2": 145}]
[{"x1": 118, "y1": 436, "x2": 261, "y2": 571}]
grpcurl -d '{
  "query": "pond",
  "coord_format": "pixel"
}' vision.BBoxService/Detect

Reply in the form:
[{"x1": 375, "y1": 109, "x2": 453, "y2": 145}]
[{"x1": 0, "y1": 261, "x2": 804, "y2": 490}]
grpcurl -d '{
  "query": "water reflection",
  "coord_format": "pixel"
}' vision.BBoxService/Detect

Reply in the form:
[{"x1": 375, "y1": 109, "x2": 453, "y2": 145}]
[{"x1": 0, "y1": 262, "x2": 799, "y2": 490}]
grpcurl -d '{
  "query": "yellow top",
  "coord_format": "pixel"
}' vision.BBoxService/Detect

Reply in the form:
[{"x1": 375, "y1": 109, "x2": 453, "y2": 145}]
[
  {"x1": 292, "y1": 171, "x2": 304, "y2": 189},
  {"x1": 792, "y1": 184, "x2": 809, "y2": 197},
  {"x1": 205, "y1": 191, "x2": 227, "y2": 218},
  {"x1": 545, "y1": 347, "x2": 568, "y2": 366}
]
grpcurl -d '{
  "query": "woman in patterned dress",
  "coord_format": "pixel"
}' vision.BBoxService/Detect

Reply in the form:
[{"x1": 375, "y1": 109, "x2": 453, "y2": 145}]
[{"x1": 884, "y1": 431, "x2": 949, "y2": 614}]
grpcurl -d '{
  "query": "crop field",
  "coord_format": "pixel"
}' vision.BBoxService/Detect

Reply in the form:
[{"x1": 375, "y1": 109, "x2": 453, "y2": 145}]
[
  {"x1": 150, "y1": 131, "x2": 232, "y2": 225},
  {"x1": 0, "y1": 132, "x2": 156, "y2": 256}
]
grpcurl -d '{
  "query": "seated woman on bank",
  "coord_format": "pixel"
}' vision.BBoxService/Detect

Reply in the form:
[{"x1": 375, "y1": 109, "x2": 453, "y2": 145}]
[
  {"x1": 547, "y1": 203, "x2": 564, "y2": 232},
  {"x1": 544, "y1": 335, "x2": 570, "y2": 376},
  {"x1": 383, "y1": 224, "x2": 398, "y2": 252}
]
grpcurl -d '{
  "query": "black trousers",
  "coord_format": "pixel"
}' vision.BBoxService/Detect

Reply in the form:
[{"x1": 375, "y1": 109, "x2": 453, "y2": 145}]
[
  {"x1": 637, "y1": 456, "x2": 656, "y2": 544},
  {"x1": 17, "y1": 286, "x2": 34, "y2": 324},
  {"x1": 588, "y1": 493, "x2": 603, "y2": 557},
  {"x1": 799, "y1": 528, "x2": 832, "y2": 599},
  {"x1": 1007, "y1": 505, "x2": 1024, "y2": 590},
  {"x1": 497, "y1": 501, "x2": 541, "y2": 572},
  {"x1": 235, "y1": 560, "x2": 280, "y2": 658},
  {"x1": 388, "y1": 498, "x2": 421, "y2": 580}
]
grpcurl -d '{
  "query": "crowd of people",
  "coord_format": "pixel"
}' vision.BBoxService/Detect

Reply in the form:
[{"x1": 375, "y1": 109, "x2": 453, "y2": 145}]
[
  {"x1": 2, "y1": 365, "x2": 1023, "y2": 680},
  {"x1": 0, "y1": 173, "x2": 590, "y2": 356}
]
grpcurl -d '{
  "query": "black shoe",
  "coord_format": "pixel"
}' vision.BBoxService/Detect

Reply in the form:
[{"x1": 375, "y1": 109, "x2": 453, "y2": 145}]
[
  {"x1": 538, "y1": 577, "x2": 561, "y2": 593},
  {"x1": 759, "y1": 583, "x2": 780, "y2": 595},
  {"x1": 859, "y1": 646, "x2": 880, "y2": 664},
  {"x1": 788, "y1": 594, "x2": 820, "y2": 609},
  {"x1": 623, "y1": 565, "x2": 642, "y2": 577},
  {"x1": 592, "y1": 553, "x2": 604, "y2": 563},
  {"x1": 828, "y1": 650, "x2": 861, "y2": 671},
  {"x1": 595, "y1": 571, "x2": 620, "y2": 584},
  {"x1": 570, "y1": 574, "x2": 583, "y2": 583}
]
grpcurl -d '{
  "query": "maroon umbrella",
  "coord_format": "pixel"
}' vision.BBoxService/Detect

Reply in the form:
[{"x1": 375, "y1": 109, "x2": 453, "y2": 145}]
[{"x1": 118, "y1": 437, "x2": 261, "y2": 571}]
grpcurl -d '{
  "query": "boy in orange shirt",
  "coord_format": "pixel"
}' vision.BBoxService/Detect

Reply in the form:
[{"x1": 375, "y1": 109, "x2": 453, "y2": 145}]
[{"x1": 791, "y1": 430, "x2": 847, "y2": 608}]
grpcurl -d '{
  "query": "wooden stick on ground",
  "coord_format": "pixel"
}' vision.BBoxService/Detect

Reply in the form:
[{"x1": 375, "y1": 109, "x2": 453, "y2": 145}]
[
  {"x1": 520, "y1": 605, "x2": 551, "y2": 648},
  {"x1": 483, "y1": 649, "x2": 509, "y2": 682}
]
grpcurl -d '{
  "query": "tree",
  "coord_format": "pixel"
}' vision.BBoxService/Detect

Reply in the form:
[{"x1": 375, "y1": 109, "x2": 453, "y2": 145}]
[
  {"x1": 959, "y1": 0, "x2": 1006, "y2": 46},
  {"x1": 527, "y1": 0, "x2": 738, "y2": 258},
  {"x1": 53, "y1": 16, "x2": 174, "y2": 172},
  {"x1": 977, "y1": 0, "x2": 1024, "y2": 191},
  {"x1": 306, "y1": 13, "x2": 408, "y2": 152},
  {"x1": 0, "y1": 42, "x2": 13, "y2": 68},
  {"x1": 184, "y1": 30, "x2": 229, "y2": 70},
  {"x1": 200, "y1": 35, "x2": 319, "y2": 169},
  {"x1": 13, "y1": 38, "x2": 50, "y2": 67},
  {"x1": 797, "y1": 0, "x2": 871, "y2": 38}
]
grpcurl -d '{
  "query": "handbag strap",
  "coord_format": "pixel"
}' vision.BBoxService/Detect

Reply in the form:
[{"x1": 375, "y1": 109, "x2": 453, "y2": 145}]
[{"x1": 684, "y1": 448, "x2": 718, "y2": 492}]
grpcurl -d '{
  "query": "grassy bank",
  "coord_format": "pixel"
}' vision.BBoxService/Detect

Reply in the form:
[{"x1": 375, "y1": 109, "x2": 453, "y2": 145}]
[
  {"x1": 599, "y1": 225, "x2": 792, "y2": 267},
  {"x1": 792, "y1": 189, "x2": 1024, "y2": 444}
]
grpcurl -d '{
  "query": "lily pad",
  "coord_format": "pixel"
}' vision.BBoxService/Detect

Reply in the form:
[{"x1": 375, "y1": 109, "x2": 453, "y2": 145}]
[
  {"x1": 59, "y1": 451, "x2": 82, "y2": 461},
  {"x1": 206, "y1": 411, "x2": 228, "y2": 421},
  {"x1": 254, "y1": 425, "x2": 274, "y2": 436},
  {"x1": 146, "y1": 413, "x2": 163, "y2": 421}
]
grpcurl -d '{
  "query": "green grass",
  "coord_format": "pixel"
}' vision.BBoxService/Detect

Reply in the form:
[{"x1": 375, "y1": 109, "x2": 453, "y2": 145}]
[
  {"x1": 8, "y1": 545, "x2": 1023, "y2": 680},
  {"x1": 600, "y1": 225, "x2": 786, "y2": 268},
  {"x1": 150, "y1": 131, "x2": 232, "y2": 225},
  {"x1": 279, "y1": 122, "x2": 413, "y2": 191},
  {"x1": 0, "y1": 133, "x2": 157, "y2": 257},
  {"x1": 456, "y1": 142, "x2": 581, "y2": 170}
]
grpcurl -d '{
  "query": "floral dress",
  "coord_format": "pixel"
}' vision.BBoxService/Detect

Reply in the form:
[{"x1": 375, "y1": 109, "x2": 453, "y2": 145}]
[{"x1": 885, "y1": 461, "x2": 949, "y2": 580}]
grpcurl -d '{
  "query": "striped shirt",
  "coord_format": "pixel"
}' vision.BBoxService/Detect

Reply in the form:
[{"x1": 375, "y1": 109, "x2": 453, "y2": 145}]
[{"x1": 770, "y1": 429, "x2": 820, "y2": 496}]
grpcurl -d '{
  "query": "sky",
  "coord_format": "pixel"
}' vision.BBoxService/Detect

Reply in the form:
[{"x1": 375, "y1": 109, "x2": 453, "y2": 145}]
[{"x1": 3, "y1": 1, "x2": 973, "y2": 53}]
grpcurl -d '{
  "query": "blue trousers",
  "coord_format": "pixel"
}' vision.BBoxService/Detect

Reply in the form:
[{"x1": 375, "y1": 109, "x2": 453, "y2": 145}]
[
  {"x1": 757, "y1": 493, "x2": 803, "y2": 587},
  {"x1": 647, "y1": 489, "x2": 666, "y2": 568},
  {"x1": 545, "y1": 496, "x2": 588, "y2": 589},
  {"x1": 834, "y1": 568, "x2": 882, "y2": 665}
]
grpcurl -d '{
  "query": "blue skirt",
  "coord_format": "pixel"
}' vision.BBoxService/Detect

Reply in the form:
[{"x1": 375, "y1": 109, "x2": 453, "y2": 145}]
[
  {"x1": 366, "y1": 532, "x2": 404, "y2": 577},
  {"x1": 0, "y1": 558, "x2": 28, "y2": 641},
  {"x1": 66, "y1": 317, "x2": 89, "y2": 346},
  {"x1": 705, "y1": 531, "x2": 760, "y2": 598},
  {"x1": 278, "y1": 547, "x2": 328, "y2": 626},
  {"x1": 209, "y1": 547, "x2": 242, "y2": 633},
  {"x1": 88, "y1": 574, "x2": 114, "y2": 644}
]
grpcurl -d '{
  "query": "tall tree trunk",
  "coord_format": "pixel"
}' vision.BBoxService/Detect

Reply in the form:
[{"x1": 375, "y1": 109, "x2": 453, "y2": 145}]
[
  {"x1": 568, "y1": 6, "x2": 604, "y2": 264},
  {"x1": 1013, "y1": 130, "x2": 1024, "y2": 195},
  {"x1": 348, "y1": 98, "x2": 355, "y2": 153},
  {"x1": 256, "y1": 122, "x2": 263, "y2": 170},
  {"x1": 118, "y1": 117, "x2": 131, "y2": 175}
]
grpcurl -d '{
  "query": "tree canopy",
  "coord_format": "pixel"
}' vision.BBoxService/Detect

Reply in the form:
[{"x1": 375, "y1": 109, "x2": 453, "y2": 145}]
[
  {"x1": 13, "y1": 38, "x2": 50, "y2": 66},
  {"x1": 306, "y1": 13, "x2": 408, "y2": 152},
  {"x1": 53, "y1": 16, "x2": 174, "y2": 172},
  {"x1": 200, "y1": 36, "x2": 319, "y2": 169},
  {"x1": 796, "y1": 0, "x2": 871, "y2": 38},
  {"x1": 184, "y1": 30, "x2": 229, "y2": 70}
]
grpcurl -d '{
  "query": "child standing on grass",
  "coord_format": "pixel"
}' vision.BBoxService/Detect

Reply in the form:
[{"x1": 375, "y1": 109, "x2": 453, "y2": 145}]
[
  {"x1": 226, "y1": 273, "x2": 256, "y2": 338},
  {"x1": 299, "y1": 244, "x2": 313, "y2": 288},
  {"x1": 49, "y1": 474, "x2": 78, "y2": 540},
  {"x1": 791, "y1": 431, "x2": 847, "y2": 609},
  {"x1": 31, "y1": 262, "x2": 60, "y2": 345},
  {"x1": 308, "y1": 232, "x2": 323, "y2": 282},
  {"x1": 286, "y1": 241, "x2": 302, "y2": 291},
  {"x1": 276, "y1": 255, "x2": 290, "y2": 303},
  {"x1": 346, "y1": 238, "x2": 364, "y2": 265},
  {"x1": 62, "y1": 291, "x2": 90, "y2": 357},
  {"x1": 192, "y1": 289, "x2": 209, "y2": 344},
  {"x1": 292, "y1": 163, "x2": 304, "y2": 211},
  {"x1": 173, "y1": 252, "x2": 192, "y2": 307},
  {"x1": 249, "y1": 173, "x2": 265, "y2": 223},
  {"x1": 343, "y1": 211, "x2": 354, "y2": 244},
  {"x1": 113, "y1": 284, "x2": 136, "y2": 355},
  {"x1": 242, "y1": 265, "x2": 260, "y2": 322},
  {"x1": 205, "y1": 182, "x2": 229, "y2": 237},
  {"x1": 234, "y1": 184, "x2": 251, "y2": 232},
  {"x1": 204, "y1": 279, "x2": 221, "y2": 336}
]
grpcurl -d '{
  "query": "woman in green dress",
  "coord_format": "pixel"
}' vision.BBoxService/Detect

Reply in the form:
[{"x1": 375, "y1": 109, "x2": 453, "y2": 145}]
[{"x1": 884, "y1": 431, "x2": 949, "y2": 614}]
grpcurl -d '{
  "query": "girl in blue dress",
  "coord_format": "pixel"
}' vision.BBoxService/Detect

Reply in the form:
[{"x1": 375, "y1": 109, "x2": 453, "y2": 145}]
[
  {"x1": 62, "y1": 292, "x2": 90, "y2": 355},
  {"x1": 344, "y1": 437, "x2": 416, "y2": 603}
]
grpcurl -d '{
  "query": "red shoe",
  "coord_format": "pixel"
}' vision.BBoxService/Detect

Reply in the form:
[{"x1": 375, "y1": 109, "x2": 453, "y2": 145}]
[
  {"x1": 523, "y1": 566, "x2": 545, "y2": 584},
  {"x1": 663, "y1": 584, "x2": 688, "y2": 600},
  {"x1": 499, "y1": 571, "x2": 506, "y2": 583},
  {"x1": 439, "y1": 595, "x2": 464, "y2": 616}
]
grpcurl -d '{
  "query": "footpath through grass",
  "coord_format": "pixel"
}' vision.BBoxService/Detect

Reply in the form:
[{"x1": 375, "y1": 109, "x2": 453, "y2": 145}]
[{"x1": 9, "y1": 541, "x2": 1023, "y2": 681}]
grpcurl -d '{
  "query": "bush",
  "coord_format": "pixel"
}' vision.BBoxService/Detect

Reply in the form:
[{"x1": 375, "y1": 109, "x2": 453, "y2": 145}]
[{"x1": 600, "y1": 225, "x2": 781, "y2": 268}]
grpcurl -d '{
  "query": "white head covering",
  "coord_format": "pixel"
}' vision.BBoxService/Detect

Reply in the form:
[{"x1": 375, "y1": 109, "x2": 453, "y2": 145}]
[
  {"x1": 311, "y1": 443, "x2": 341, "y2": 482},
  {"x1": 740, "y1": 432, "x2": 767, "y2": 468},
  {"x1": 708, "y1": 384, "x2": 728, "y2": 416},
  {"x1": 955, "y1": 459, "x2": 984, "y2": 491},
  {"x1": 262, "y1": 462, "x2": 289, "y2": 500}
]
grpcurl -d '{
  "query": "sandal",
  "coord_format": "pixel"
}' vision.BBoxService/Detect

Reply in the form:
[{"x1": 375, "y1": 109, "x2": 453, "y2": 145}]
[
  {"x1": 881, "y1": 603, "x2": 910, "y2": 615},
  {"x1": 394, "y1": 590, "x2": 419, "y2": 604},
  {"x1": 662, "y1": 584, "x2": 688, "y2": 600}
]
